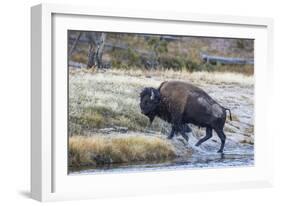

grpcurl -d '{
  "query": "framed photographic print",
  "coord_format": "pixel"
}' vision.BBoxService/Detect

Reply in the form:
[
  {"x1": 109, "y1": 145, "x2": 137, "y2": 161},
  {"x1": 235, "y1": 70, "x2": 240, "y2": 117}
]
[{"x1": 31, "y1": 3, "x2": 274, "y2": 201}]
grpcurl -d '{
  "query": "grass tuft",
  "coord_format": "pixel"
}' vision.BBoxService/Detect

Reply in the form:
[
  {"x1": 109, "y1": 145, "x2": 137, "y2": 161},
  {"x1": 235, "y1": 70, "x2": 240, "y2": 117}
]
[{"x1": 69, "y1": 135, "x2": 176, "y2": 168}]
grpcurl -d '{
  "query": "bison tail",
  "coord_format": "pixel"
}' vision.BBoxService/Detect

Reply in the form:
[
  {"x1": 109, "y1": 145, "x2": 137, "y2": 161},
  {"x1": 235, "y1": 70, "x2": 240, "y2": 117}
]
[{"x1": 225, "y1": 108, "x2": 232, "y2": 121}]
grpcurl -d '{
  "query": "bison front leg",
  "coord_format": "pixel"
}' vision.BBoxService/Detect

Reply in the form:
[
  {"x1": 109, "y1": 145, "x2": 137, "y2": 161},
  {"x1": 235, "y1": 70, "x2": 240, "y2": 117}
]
[
  {"x1": 179, "y1": 125, "x2": 189, "y2": 142},
  {"x1": 170, "y1": 111, "x2": 189, "y2": 142},
  {"x1": 167, "y1": 125, "x2": 176, "y2": 139},
  {"x1": 184, "y1": 124, "x2": 192, "y2": 133},
  {"x1": 172, "y1": 123, "x2": 189, "y2": 142},
  {"x1": 168, "y1": 124, "x2": 191, "y2": 139}
]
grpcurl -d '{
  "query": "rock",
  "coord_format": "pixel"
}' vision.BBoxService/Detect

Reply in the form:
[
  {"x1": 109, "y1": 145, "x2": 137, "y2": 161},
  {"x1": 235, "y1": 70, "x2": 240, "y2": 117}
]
[
  {"x1": 92, "y1": 154, "x2": 113, "y2": 165},
  {"x1": 113, "y1": 126, "x2": 128, "y2": 133},
  {"x1": 98, "y1": 126, "x2": 128, "y2": 134},
  {"x1": 99, "y1": 128, "x2": 116, "y2": 134}
]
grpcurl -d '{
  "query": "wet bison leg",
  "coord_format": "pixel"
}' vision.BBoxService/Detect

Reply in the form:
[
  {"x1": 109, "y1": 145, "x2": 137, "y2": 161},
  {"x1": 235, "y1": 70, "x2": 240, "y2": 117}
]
[
  {"x1": 215, "y1": 129, "x2": 226, "y2": 153},
  {"x1": 169, "y1": 108, "x2": 189, "y2": 142},
  {"x1": 167, "y1": 125, "x2": 176, "y2": 139},
  {"x1": 168, "y1": 124, "x2": 192, "y2": 139},
  {"x1": 171, "y1": 118, "x2": 189, "y2": 142},
  {"x1": 179, "y1": 125, "x2": 189, "y2": 142},
  {"x1": 184, "y1": 124, "x2": 192, "y2": 133},
  {"x1": 195, "y1": 127, "x2": 212, "y2": 146}
]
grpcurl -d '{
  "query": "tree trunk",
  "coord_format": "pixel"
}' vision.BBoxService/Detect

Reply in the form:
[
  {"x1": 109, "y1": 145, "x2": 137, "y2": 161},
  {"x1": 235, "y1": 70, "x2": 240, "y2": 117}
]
[
  {"x1": 68, "y1": 32, "x2": 82, "y2": 58},
  {"x1": 86, "y1": 32, "x2": 107, "y2": 69},
  {"x1": 95, "y1": 33, "x2": 107, "y2": 68},
  {"x1": 87, "y1": 43, "x2": 95, "y2": 69}
]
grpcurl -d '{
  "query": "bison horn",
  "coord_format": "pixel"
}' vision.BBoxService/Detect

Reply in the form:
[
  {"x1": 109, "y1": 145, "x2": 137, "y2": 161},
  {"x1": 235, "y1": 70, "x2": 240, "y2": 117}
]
[{"x1": 150, "y1": 90, "x2": 155, "y2": 100}]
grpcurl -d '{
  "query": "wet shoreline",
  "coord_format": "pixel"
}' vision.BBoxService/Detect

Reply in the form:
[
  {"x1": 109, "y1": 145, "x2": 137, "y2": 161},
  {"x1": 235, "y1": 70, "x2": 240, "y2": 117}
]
[{"x1": 69, "y1": 152, "x2": 254, "y2": 175}]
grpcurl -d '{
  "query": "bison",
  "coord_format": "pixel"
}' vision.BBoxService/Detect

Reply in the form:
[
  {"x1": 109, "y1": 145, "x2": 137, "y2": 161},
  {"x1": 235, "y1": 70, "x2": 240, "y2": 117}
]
[{"x1": 139, "y1": 80, "x2": 232, "y2": 153}]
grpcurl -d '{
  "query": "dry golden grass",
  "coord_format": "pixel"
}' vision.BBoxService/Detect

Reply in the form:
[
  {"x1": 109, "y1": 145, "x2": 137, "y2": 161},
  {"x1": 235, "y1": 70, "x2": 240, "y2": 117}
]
[
  {"x1": 70, "y1": 68, "x2": 254, "y2": 85},
  {"x1": 69, "y1": 135, "x2": 176, "y2": 168},
  {"x1": 127, "y1": 68, "x2": 253, "y2": 85}
]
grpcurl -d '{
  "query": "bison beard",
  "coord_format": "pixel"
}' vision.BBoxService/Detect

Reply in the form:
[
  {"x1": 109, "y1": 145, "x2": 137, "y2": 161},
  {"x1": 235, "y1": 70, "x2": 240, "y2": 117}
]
[{"x1": 139, "y1": 81, "x2": 232, "y2": 153}]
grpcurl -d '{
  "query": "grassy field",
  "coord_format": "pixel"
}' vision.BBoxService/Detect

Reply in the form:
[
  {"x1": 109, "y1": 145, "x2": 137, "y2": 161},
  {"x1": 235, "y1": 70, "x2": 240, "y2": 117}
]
[{"x1": 69, "y1": 68, "x2": 254, "y2": 169}]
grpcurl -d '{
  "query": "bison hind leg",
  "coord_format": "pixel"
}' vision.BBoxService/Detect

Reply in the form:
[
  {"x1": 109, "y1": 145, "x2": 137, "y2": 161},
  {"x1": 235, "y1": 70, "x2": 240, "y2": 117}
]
[
  {"x1": 215, "y1": 129, "x2": 226, "y2": 153},
  {"x1": 195, "y1": 127, "x2": 212, "y2": 147}
]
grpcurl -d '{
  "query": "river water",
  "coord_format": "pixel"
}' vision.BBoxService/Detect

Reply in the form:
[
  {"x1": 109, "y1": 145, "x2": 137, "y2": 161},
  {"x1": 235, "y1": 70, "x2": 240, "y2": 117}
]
[{"x1": 70, "y1": 155, "x2": 254, "y2": 175}]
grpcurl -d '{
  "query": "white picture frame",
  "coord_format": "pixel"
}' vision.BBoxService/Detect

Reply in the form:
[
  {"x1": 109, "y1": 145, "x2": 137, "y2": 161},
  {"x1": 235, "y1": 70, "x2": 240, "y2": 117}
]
[{"x1": 31, "y1": 3, "x2": 274, "y2": 202}]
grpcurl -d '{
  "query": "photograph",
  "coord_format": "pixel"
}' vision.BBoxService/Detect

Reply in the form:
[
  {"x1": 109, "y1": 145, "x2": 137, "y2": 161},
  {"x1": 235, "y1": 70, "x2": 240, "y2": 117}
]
[{"x1": 67, "y1": 30, "x2": 254, "y2": 175}]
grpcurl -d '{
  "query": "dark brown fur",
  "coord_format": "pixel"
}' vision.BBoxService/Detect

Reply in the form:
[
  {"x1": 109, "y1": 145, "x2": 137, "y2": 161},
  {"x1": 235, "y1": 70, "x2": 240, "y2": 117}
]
[{"x1": 140, "y1": 80, "x2": 232, "y2": 153}]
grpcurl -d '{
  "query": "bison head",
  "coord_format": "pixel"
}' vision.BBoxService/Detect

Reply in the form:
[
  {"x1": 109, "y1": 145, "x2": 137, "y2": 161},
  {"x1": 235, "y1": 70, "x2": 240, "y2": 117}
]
[{"x1": 140, "y1": 87, "x2": 161, "y2": 124}]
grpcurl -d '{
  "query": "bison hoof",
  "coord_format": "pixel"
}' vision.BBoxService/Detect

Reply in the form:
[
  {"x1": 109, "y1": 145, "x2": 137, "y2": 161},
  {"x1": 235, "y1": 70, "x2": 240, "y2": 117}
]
[
  {"x1": 195, "y1": 141, "x2": 201, "y2": 147},
  {"x1": 217, "y1": 149, "x2": 224, "y2": 153}
]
